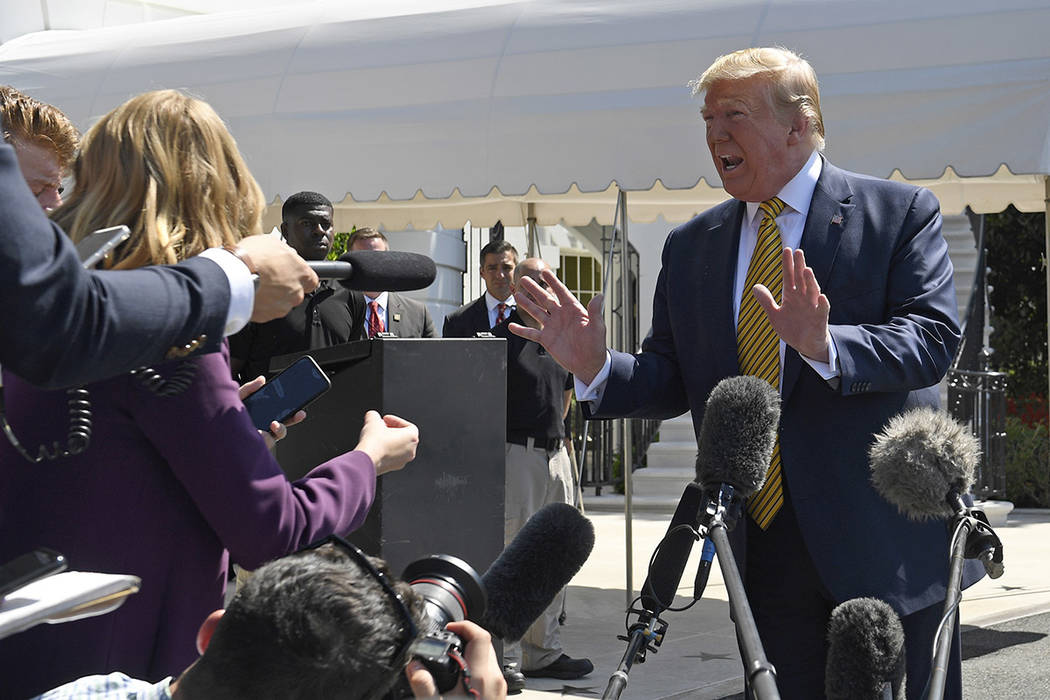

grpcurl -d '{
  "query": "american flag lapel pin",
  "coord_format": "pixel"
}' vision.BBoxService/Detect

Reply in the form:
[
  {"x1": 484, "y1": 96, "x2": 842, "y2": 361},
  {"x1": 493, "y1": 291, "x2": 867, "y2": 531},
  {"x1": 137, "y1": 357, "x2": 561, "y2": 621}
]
[{"x1": 831, "y1": 214, "x2": 843, "y2": 225}]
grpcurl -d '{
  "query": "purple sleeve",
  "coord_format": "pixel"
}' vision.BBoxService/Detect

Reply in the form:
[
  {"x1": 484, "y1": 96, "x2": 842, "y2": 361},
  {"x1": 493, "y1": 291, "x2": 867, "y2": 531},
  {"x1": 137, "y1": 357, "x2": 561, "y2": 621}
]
[{"x1": 127, "y1": 346, "x2": 376, "y2": 569}]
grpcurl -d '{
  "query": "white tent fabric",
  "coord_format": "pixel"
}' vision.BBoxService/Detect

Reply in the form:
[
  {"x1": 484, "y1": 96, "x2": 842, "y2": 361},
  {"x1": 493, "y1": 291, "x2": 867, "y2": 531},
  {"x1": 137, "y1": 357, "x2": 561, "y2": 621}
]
[{"x1": 1, "y1": 0, "x2": 1049, "y2": 229}]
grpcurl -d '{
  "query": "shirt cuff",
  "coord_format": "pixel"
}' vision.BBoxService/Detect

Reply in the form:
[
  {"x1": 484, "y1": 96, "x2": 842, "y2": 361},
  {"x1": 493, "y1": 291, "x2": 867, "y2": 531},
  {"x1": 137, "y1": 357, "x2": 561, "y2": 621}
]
[
  {"x1": 800, "y1": 332, "x2": 840, "y2": 381},
  {"x1": 574, "y1": 352, "x2": 612, "y2": 406},
  {"x1": 200, "y1": 247, "x2": 255, "y2": 336}
]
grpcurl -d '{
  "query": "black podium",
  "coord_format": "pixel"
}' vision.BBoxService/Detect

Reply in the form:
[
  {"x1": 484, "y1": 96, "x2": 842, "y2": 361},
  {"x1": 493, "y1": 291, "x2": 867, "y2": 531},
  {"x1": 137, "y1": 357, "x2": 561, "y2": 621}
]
[{"x1": 270, "y1": 337, "x2": 507, "y2": 576}]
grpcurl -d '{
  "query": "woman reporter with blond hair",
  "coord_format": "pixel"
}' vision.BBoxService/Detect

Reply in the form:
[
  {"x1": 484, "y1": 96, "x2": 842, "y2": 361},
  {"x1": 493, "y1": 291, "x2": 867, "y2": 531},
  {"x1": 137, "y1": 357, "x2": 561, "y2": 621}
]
[{"x1": 0, "y1": 90, "x2": 419, "y2": 697}]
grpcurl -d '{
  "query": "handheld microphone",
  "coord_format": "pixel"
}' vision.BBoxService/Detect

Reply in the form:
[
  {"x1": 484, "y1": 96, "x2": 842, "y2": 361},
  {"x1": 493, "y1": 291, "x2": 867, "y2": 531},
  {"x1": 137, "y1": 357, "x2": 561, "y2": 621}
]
[
  {"x1": 307, "y1": 250, "x2": 437, "y2": 291},
  {"x1": 694, "y1": 375, "x2": 781, "y2": 501},
  {"x1": 869, "y1": 407, "x2": 980, "y2": 521},
  {"x1": 825, "y1": 597, "x2": 905, "y2": 700},
  {"x1": 479, "y1": 503, "x2": 595, "y2": 642}
]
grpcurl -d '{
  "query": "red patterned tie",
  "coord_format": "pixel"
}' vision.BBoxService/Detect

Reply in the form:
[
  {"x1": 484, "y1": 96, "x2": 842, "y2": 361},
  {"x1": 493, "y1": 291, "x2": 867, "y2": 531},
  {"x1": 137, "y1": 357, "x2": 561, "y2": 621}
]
[
  {"x1": 495, "y1": 302, "x2": 507, "y2": 325},
  {"x1": 368, "y1": 300, "x2": 385, "y2": 338}
]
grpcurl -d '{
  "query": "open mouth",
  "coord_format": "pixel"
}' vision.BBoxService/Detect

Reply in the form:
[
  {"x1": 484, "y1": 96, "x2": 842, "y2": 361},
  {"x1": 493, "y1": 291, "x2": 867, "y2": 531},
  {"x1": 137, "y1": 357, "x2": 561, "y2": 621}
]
[{"x1": 719, "y1": 154, "x2": 743, "y2": 172}]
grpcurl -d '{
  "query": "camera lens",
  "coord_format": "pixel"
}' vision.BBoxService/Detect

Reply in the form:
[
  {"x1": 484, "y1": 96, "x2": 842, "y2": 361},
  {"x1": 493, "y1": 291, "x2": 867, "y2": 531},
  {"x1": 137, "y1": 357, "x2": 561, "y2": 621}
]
[{"x1": 400, "y1": 554, "x2": 487, "y2": 630}]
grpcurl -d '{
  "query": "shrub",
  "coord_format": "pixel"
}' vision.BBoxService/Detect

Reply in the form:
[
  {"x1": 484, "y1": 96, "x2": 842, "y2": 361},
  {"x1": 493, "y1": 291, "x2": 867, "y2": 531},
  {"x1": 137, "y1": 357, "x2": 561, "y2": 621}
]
[{"x1": 1002, "y1": 415, "x2": 1050, "y2": 507}]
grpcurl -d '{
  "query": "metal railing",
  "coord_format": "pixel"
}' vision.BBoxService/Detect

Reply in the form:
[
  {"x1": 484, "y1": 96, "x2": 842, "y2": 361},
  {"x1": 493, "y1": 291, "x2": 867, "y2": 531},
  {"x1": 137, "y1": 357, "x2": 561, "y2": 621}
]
[
  {"x1": 569, "y1": 403, "x2": 660, "y2": 494},
  {"x1": 947, "y1": 367, "x2": 1008, "y2": 499}
]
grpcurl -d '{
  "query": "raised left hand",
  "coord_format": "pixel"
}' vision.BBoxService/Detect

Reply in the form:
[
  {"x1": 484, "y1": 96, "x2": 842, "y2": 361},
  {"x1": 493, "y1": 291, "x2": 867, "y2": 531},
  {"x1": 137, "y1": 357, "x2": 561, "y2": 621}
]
[{"x1": 752, "y1": 248, "x2": 831, "y2": 362}]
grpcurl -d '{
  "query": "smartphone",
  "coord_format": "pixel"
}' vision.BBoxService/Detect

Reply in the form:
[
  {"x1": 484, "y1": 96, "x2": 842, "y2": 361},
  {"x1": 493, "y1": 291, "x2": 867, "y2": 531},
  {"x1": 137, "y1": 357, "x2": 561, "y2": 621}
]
[
  {"x1": 0, "y1": 548, "x2": 68, "y2": 599},
  {"x1": 242, "y1": 355, "x2": 331, "y2": 432},
  {"x1": 76, "y1": 225, "x2": 131, "y2": 269}
]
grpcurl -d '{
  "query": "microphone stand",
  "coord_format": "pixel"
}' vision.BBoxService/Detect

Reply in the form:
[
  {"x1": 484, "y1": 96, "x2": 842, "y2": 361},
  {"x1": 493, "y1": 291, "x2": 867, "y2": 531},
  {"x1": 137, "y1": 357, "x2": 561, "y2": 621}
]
[
  {"x1": 602, "y1": 610, "x2": 669, "y2": 700},
  {"x1": 701, "y1": 484, "x2": 780, "y2": 700},
  {"x1": 924, "y1": 497, "x2": 1003, "y2": 700}
]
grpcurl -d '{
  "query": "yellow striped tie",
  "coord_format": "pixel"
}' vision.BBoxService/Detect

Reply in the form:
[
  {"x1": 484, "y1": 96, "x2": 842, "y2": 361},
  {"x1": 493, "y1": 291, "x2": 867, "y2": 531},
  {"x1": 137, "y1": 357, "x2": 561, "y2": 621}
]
[{"x1": 738, "y1": 197, "x2": 785, "y2": 530}]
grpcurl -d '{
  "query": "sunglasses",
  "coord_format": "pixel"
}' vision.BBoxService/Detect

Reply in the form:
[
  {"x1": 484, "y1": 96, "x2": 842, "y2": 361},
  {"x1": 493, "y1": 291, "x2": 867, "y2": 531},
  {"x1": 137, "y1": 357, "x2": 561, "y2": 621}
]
[{"x1": 297, "y1": 535, "x2": 419, "y2": 691}]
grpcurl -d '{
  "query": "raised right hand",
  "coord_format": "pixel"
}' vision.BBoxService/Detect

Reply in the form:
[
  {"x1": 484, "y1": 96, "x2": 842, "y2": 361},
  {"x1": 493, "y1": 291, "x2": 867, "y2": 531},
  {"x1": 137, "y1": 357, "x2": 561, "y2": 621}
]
[
  {"x1": 509, "y1": 268, "x2": 608, "y2": 384},
  {"x1": 354, "y1": 410, "x2": 420, "y2": 475},
  {"x1": 234, "y1": 235, "x2": 319, "y2": 322}
]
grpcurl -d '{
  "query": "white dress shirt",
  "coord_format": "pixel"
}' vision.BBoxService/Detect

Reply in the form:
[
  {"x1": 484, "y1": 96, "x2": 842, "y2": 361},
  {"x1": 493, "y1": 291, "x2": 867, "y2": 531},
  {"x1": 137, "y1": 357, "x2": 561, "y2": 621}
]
[
  {"x1": 364, "y1": 291, "x2": 390, "y2": 334},
  {"x1": 485, "y1": 291, "x2": 515, "y2": 328}
]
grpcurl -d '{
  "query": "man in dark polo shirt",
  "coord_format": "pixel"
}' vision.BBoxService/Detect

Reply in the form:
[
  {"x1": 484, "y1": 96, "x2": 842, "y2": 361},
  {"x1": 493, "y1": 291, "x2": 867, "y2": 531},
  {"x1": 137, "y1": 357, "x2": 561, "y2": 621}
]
[
  {"x1": 491, "y1": 258, "x2": 592, "y2": 688},
  {"x1": 230, "y1": 191, "x2": 364, "y2": 381}
]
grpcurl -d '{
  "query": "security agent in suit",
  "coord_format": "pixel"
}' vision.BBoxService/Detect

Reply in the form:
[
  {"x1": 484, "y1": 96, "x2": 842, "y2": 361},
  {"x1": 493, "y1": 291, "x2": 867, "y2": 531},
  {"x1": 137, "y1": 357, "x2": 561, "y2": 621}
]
[
  {"x1": 0, "y1": 132, "x2": 317, "y2": 390},
  {"x1": 347, "y1": 228, "x2": 436, "y2": 339},
  {"x1": 512, "y1": 47, "x2": 979, "y2": 699},
  {"x1": 230, "y1": 191, "x2": 365, "y2": 381},
  {"x1": 442, "y1": 239, "x2": 518, "y2": 338}
]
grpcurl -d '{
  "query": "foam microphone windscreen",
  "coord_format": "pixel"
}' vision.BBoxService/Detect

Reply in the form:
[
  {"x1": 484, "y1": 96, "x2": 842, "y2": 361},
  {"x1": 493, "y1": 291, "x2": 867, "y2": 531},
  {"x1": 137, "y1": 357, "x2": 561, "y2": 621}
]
[
  {"x1": 826, "y1": 597, "x2": 906, "y2": 700},
  {"x1": 694, "y1": 375, "x2": 781, "y2": 499},
  {"x1": 336, "y1": 250, "x2": 436, "y2": 291},
  {"x1": 869, "y1": 407, "x2": 980, "y2": 521},
  {"x1": 480, "y1": 503, "x2": 595, "y2": 642}
]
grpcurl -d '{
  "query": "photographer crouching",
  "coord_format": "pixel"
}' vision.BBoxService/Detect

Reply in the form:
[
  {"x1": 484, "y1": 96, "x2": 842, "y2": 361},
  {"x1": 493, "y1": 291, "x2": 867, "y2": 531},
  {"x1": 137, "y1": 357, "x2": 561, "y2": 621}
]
[{"x1": 35, "y1": 540, "x2": 507, "y2": 700}]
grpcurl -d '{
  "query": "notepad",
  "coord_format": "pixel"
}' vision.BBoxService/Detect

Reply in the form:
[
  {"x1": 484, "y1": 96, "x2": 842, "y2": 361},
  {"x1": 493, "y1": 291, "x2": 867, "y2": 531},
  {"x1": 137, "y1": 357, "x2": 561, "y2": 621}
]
[{"x1": 0, "y1": 571, "x2": 140, "y2": 640}]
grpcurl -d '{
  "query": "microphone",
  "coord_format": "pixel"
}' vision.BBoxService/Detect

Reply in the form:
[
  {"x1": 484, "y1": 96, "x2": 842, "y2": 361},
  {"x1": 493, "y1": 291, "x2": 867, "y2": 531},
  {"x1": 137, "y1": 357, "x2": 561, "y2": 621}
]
[
  {"x1": 825, "y1": 597, "x2": 906, "y2": 700},
  {"x1": 869, "y1": 407, "x2": 980, "y2": 521},
  {"x1": 694, "y1": 375, "x2": 781, "y2": 500},
  {"x1": 638, "y1": 481, "x2": 704, "y2": 613},
  {"x1": 480, "y1": 503, "x2": 595, "y2": 642},
  {"x1": 870, "y1": 407, "x2": 1000, "y2": 700},
  {"x1": 307, "y1": 250, "x2": 437, "y2": 291},
  {"x1": 694, "y1": 376, "x2": 782, "y2": 700}
]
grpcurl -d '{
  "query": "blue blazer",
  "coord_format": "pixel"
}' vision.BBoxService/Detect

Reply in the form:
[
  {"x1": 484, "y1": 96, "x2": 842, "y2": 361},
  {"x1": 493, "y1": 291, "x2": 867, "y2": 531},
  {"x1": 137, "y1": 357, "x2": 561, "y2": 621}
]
[
  {"x1": 0, "y1": 141, "x2": 229, "y2": 389},
  {"x1": 593, "y1": 159, "x2": 979, "y2": 615}
]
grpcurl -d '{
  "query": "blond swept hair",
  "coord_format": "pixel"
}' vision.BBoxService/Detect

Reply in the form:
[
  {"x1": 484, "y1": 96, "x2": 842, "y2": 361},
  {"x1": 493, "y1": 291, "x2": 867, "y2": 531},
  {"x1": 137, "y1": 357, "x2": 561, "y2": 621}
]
[
  {"x1": 0, "y1": 85, "x2": 81, "y2": 171},
  {"x1": 53, "y1": 90, "x2": 265, "y2": 269},
  {"x1": 691, "y1": 47, "x2": 825, "y2": 150}
]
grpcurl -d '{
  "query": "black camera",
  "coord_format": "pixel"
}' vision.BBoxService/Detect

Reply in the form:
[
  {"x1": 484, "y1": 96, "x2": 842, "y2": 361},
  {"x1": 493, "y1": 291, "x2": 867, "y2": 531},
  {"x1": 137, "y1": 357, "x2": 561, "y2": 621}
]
[{"x1": 387, "y1": 554, "x2": 487, "y2": 698}]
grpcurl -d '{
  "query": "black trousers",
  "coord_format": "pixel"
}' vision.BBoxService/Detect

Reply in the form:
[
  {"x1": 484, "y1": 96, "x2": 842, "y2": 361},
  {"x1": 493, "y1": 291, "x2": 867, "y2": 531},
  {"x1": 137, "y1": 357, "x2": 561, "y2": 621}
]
[{"x1": 742, "y1": 495, "x2": 962, "y2": 700}]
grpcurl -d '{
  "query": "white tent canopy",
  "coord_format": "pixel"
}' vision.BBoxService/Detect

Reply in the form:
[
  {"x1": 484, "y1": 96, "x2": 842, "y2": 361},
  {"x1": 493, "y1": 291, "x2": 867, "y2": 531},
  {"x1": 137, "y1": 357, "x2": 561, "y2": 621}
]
[{"x1": 2, "y1": 0, "x2": 1049, "y2": 229}]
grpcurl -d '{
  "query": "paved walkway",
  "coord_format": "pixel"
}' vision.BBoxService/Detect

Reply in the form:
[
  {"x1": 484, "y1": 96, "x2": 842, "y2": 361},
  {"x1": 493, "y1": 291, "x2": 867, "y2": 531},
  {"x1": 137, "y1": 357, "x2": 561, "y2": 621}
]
[{"x1": 516, "y1": 504, "x2": 1050, "y2": 699}]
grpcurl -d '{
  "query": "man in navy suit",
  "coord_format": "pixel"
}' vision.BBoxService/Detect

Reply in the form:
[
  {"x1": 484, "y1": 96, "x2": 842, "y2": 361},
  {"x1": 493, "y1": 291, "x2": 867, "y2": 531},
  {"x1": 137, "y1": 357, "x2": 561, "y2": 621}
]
[
  {"x1": 512, "y1": 47, "x2": 975, "y2": 699},
  {"x1": 0, "y1": 136, "x2": 318, "y2": 390},
  {"x1": 442, "y1": 240, "x2": 518, "y2": 338}
]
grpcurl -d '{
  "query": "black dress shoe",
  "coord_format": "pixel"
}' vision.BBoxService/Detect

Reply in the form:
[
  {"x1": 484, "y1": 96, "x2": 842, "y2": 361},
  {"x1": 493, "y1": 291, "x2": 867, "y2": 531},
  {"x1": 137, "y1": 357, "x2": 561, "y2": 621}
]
[
  {"x1": 522, "y1": 654, "x2": 594, "y2": 680},
  {"x1": 502, "y1": 664, "x2": 525, "y2": 694}
]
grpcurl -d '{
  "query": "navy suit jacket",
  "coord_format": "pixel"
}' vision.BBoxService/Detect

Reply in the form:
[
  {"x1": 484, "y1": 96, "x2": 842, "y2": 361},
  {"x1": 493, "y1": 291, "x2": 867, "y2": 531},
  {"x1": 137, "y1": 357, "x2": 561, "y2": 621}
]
[
  {"x1": 0, "y1": 141, "x2": 229, "y2": 389},
  {"x1": 593, "y1": 159, "x2": 978, "y2": 615},
  {"x1": 442, "y1": 295, "x2": 492, "y2": 338}
]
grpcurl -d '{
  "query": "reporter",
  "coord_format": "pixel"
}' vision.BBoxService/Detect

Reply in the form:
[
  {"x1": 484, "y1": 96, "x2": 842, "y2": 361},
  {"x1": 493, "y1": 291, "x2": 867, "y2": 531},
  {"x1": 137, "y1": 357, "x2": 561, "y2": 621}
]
[
  {"x1": 0, "y1": 90, "x2": 415, "y2": 697},
  {"x1": 0, "y1": 128, "x2": 316, "y2": 391}
]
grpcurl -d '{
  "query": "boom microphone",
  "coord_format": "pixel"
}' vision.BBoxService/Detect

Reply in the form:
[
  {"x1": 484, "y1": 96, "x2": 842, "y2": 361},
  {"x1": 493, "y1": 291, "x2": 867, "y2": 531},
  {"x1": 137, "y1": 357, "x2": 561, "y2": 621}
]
[
  {"x1": 694, "y1": 375, "x2": 781, "y2": 499},
  {"x1": 307, "y1": 250, "x2": 437, "y2": 291},
  {"x1": 825, "y1": 598, "x2": 905, "y2": 700},
  {"x1": 480, "y1": 503, "x2": 595, "y2": 642},
  {"x1": 869, "y1": 407, "x2": 980, "y2": 521}
]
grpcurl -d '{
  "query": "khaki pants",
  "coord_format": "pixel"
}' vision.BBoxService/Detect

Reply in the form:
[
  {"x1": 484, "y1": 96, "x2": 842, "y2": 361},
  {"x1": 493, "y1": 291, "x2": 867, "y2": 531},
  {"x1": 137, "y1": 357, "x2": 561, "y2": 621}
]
[{"x1": 502, "y1": 439, "x2": 573, "y2": 670}]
